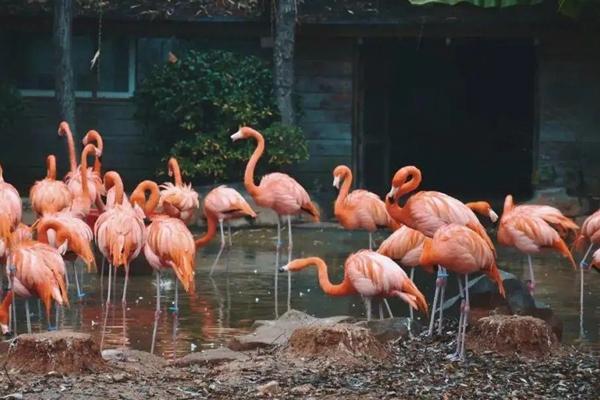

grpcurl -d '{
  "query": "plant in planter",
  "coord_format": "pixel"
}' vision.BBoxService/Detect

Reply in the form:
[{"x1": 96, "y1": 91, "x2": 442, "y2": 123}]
[{"x1": 135, "y1": 50, "x2": 308, "y2": 183}]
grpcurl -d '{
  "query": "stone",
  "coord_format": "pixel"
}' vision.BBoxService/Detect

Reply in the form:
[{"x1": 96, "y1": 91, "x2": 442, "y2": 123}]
[
  {"x1": 257, "y1": 380, "x2": 280, "y2": 396},
  {"x1": 290, "y1": 384, "x2": 315, "y2": 395},
  {"x1": 171, "y1": 347, "x2": 248, "y2": 366},
  {"x1": 466, "y1": 315, "x2": 559, "y2": 357},
  {"x1": 112, "y1": 373, "x2": 127, "y2": 383},
  {"x1": 355, "y1": 317, "x2": 422, "y2": 342},
  {"x1": 228, "y1": 309, "x2": 352, "y2": 351},
  {"x1": 286, "y1": 323, "x2": 389, "y2": 364},
  {"x1": 6, "y1": 331, "x2": 106, "y2": 374}
]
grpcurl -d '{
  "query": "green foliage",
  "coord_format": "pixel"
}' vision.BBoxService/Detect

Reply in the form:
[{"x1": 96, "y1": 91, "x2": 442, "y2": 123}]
[
  {"x1": 0, "y1": 82, "x2": 24, "y2": 129},
  {"x1": 408, "y1": 0, "x2": 542, "y2": 7},
  {"x1": 135, "y1": 50, "x2": 308, "y2": 182}
]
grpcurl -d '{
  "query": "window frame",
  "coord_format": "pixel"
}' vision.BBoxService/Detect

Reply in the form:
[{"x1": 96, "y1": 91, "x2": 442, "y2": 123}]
[{"x1": 19, "y1": 38, "x2": 136, "y2": 99}]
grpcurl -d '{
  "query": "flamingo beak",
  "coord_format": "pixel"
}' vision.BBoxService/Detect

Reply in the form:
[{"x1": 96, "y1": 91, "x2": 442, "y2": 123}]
[
  {"x1": 57, "y1": 239, "x2": 69, "y2": 256},
  {"x1": 1, "y1": 324, "x2": 10, "y2": 336},
  {"x1": 386, "y1": 186, "x2": 398, "y2": 201},
  {"x1": 333, "y1": 176, "x2": 340, "y2": 189},
  {"x1": 230, "y1": 130, "x2": 243, "y2": 141},
  {"x1": 278, "y1": 264, "x2": 289, "y2": 273},
  {"x1": 489, "y1": 209, "x2": 499, "y2": 223}
]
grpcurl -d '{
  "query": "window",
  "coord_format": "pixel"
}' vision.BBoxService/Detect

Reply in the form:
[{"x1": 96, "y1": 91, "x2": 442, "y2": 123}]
[{"x1": 0, "y1": 32, "x2": 135, "y2": 98}]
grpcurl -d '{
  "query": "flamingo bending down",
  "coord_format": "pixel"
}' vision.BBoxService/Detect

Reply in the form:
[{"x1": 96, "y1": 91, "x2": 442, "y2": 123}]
[
  {"x1": 377, "y1": 225, "x2": 429, "y2": 319},
  {"x1": 420, "y1": 224, "x2": 505, "y2": 361},
  {"x1": 280, "y1": 250, "x2": 428, "y2": 320},
  {"x1": 0, "y1": 164, "x2": 22, "y2": 232},
  {"x1": 30, "y1": 155, "x2": 73, "y2": 217},
  {"x1": 497, "y1": 194, "x2": 577, "y2": 295},
  {"x1": 159, "y1": 158, "x2": 200, "y2": 225},
  {"x1": 465, "y1": 201, "x2": 499, "y2": 223},
  {"x1": 94, "y1": 172, "x2": 146, "y2": 303},
  {"x1": 333, "y1": 165, "x2": 399, "y2": 249},
  {"x1": 58, "y1": 122, "x2": 105, "y2": 212},
  {"x1": 195, "y1": 185, "x2": 256, "y2": 275},
  {"x1": 385, "y1": 166, "x2": 496, "y2": 335},
  {"x1": 0, "y1": 225, "x2": 70, "y2": 334}
]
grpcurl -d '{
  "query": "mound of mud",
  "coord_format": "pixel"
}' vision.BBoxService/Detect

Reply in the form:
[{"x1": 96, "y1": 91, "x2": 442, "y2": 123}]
[
  {"x1": 286, "y1": 323, "x2": 389, "y2": 364},
  {"x1": 6, "y1": 331, "x2": 107, "y2": 374},
  {"x1": 467, "y1": 315, "x2": 558, "y2": 358}
]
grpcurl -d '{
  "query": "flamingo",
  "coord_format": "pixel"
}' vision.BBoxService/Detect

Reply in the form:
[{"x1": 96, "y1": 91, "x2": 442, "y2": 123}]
[
  {"x1": 497, "y1": 194, "x2": 577, "y2": 295},
  {"x1": 131, "y1": 181, "x2": 195, "y2": 313},
  {"x1": 377, "y1": 225, "x2": 429, "y2": 320},
  {"x1": 385, "y1": 165, "x2": 496, "y2": 335},
  {"x1": 0, "y1": 221, "x2": 70, "y2": 334},
  {"x1": 332, "y1": 165, "x2": 399, "y2": 249},
  {"x1": 231, "y1": 127, "x2": 319, "y2": 248},
  {"x1": 195, "y1": 185, "x2": 257, "y2": 275},
  {"x1": 420, "y1": 224, "x2": 505, "y2": 361},
  {"x1": 58, "y1": 122, "x2": 105, "y2": 211},
  {"x1": 94, "y1": 172, "x2": 146, "y2": 304},
  {"x1": 280, "y1": 250, "x2": 427, "y2": 320},
  {"x1": 159, "y1": 158, "x2": 200, "y2": 225},
  {"x1": 465, "y1": 201, "x2": 499, "y2": 223},
  {"x1": 36, "y1": 144, "x2": 100, "y2": 298},
  {"x1": 29, "y1": 155, "x2": 73, "y2": 217},
  {"x1": 81, "y1": 129, "x2": 107, "y2": 227},
  {"x1": 0, "y1": 163, "x2": 22, "y2": 232}
]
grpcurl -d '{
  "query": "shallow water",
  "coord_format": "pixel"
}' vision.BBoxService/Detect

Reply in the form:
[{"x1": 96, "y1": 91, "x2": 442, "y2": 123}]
[{"x1": 6, "y1": 227, "x2": 600, "y2": 358}]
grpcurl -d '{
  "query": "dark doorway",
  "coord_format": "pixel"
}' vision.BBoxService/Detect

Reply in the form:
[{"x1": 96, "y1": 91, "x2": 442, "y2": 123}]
[{"x1": 358, "y1": 38, "x2": 536, "y2": 200}]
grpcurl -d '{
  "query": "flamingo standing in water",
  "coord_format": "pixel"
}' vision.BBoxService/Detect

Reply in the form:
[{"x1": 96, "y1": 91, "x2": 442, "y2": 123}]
[
  {"x1": 94, "y1": 172, "x2": 146, "y2": 304},
  {"x1": 231, "y1": 126, "x2": 319, "y2": 310},
  {"x1": 30, "y1": 155, "x2": 73, "y2": 217},
  {"x1": 0, "y1": 220, "x2": 70, "y2": 334},
  {"x1": 159, "y1": 158, "x2": 200, "y2": 225},
  {"x1": 385, "y1": 166, "x2": 496, "y2": 335},
  {"x1": 280, "y1": 250, "x2": 427, "y2": 320},
  {"x1": 420, "y1": 224, "x2": 505, "y2": 361},
  {"x1": 196, "y1": 185, "x2": 256, "y2": 275},
  {"x1": 332, "y1": 165, "x2": 399, "y2": 249},
  {"x1": 497, "y1": 194, "x2": 577, "y2": 295}
]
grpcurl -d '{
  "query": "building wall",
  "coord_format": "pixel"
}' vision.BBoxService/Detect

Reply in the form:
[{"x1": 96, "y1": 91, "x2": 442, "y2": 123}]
[{"x1": 536, "y1": 34, "x2": 600, "y2": 198}]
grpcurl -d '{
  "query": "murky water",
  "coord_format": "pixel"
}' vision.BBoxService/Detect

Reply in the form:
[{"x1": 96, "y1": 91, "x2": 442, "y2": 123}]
[{"x1": 6, "y1": 227, "x2": 600, "y2": 358}]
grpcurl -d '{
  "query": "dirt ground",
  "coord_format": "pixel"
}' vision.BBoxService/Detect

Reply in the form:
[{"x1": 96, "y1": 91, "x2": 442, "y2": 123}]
[{"x1": 0, "y1": 330, "x2": 598, "y2": 400}]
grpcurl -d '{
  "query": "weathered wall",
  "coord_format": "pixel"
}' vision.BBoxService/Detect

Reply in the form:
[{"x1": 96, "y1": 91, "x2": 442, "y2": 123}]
[{"x1": 535, "y1": 34, "x2": 600, "y2": 198}]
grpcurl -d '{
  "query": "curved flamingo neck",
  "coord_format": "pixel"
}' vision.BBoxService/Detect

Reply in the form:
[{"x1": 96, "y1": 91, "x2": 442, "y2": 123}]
[
  {"x1": 397, "y1": 166, "x2": 422, "y2": 198},
  {"x1": 46, "y1": 155, "x2": 57, "y2": 180},
  {"x1": 104, "y1": 171, "x2": 124, "y2": 205},
  {"x1": 80, "y1": 144, "x2": 97, "y2": 203},
  {"x1": 243, "y1": 128, "x2": 263, "y2": 197},
  {"x1": 334, "y1": 167, "x2": 353, "y2": 210},
  {"x1": 58, "y1": 122, "x2": 77, "y2": 173},
  {"x1": 195, "y1": 209, "x2": 217, "y2": 248},
  {"x1": 168, "y1": 158, "x2": 183, "y2": 187},
  {"x1": 295, "y1": 257, "x2": 354, "y2": 296},
  {"x1": 37, "y1": 220, "x2": 66, "y2": 244},
  {"x1": 83, "y1": 130, "x2": 103, "y2": 174},
  {"x1": 131, "y1": 180, "x2": 160, "y2": 216},
  {"x1": 0, "y1": 164, "x2": 4, "y2": 182}
]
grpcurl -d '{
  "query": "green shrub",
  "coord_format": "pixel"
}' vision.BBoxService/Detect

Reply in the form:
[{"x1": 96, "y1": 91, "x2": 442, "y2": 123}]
[
  {"x1": 0, "y1": 82, "x2": 24, "y2": 129},
  {"x1": 134, "y1": 50, "x2": 308, "y2": 182}
]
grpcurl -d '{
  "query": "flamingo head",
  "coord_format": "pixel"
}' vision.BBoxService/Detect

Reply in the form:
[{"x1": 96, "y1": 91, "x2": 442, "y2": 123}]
[
  {"x1": 58, "y1": 121, "x2": 70, "y2": 136},
  {"x1": 57, "y1": 238, "x2": 69, "y2": 256},
  {"x1": 332, "y1": 165, "x2": 350, "y2": 189},
  {"x1": 230, "y1": 127, "x2": 245, "y2": 141}
]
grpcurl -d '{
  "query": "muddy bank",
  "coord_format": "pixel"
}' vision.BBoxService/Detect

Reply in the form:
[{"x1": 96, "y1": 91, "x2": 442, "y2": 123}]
[{"x1": 0, "y1": 327, "x2": 598, "y2": 399}]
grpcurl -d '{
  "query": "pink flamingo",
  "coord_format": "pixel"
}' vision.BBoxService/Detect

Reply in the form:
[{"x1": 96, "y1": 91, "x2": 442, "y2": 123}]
[
  {"x1": 159, "y1": 158, "x2": 200, "y2": 225},
  {"x1": 333, "y1": 165, "x2": 399, "y2": 249},
  {"x1": 94, "y1": 172, "x2": 146, "y2": 304},
  {"x1": 465, "y1": 201, "x2": 499, "y2": 223},
  {"x1": 498, "y1": 194, "x2": 577, "y2": 295},
  {"x1": 30, "y1": 155, "x2": 73, "y2": 217},
  {"x1": 195, "y1": 185, "x2": 256, "y2": 275},
  {"x1": 280, "y1": 250, "x2": 427, "y2": 320},
  {"x1": 1, "y1": 220, "x2": 70, "y2": 334},
  {"x1": 386, "y1": 165, "x2": 496, "y2": 335},
  {"x1": 420, "y1": 224, "x2": 505, "y2": 360},
  {"x1": 0, "y1": 164, "x2": 22, "y2": 232},
  {"x1": 377, "y1": 225, "x2": 429, "y2": 319}
]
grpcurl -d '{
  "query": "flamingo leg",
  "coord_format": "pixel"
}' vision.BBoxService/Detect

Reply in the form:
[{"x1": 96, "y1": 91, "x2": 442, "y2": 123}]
[
  {"x1": 276, "y1": 217, "x2": 282, "y2": 249},
  {"x1": 106, "y1": 263, "x2": 113, "y2": 306},
  {"x1": 459, "y1": 274, "x2": 470, "y2": 360},
  {"x1": 450, "y1": 276, "x2": 465, "y2": 360},
  {"x1": 73, "y1": 261, "x2": 85, "y2": 299},
  {"x1": 112, "y1": 265, "x2": 117, "y2": 304},
  {"x1": 227, "y1": 222, "x2": 232, "y2": 247},
  {"x1": 37, "y1": 300, "x2": 42, "y2": 324},
  {"x1": 437, "y1": 267, "x2": 448, "y2": 335},
  {"x1": 209, "y1": 219, "x2": 226, "y2": 276},
  {"x1": 409, "y1": 267, "x2": 415, "y2": 321},
  {"x1": 378, "y1": 301, "x2": 384, "y2": 320},
  {"x1": 11, "y1": 289, "x2": 17, "y2": 335},
  {"x1": 527, "y1": 255, "x2": 535, "y2": 295},
  {"x1": 169, "y1": 279, "x2": 179, "y2": 313},
  {"x1": 427, "y1": 279, "x2": 441, "y2": 336},
  {"x1": 365, "y1": 297, "x2": 372, "y2": 321},
  {"x1": 369, "y1": 232, "x2": 373, "y2": 251},
  {"x1": 274, "y1": 243, "x2": 280, "y2": 319},
  {"x1": 121, "y1": 263, "x2": 130, "y2": 304},
  {"x1": 579, "y1": 244, "x2": 593, "y2": 338},
  {"x1": 151, "y1": 271, "x2": 161, "y2": 355},
  {"x1": 287, "y1": 215, "x2": 293, "y2": 312},
  {"x1": 25, "y1": 301, "x2": 31, "y2": 334},
  {"x1": 384, "y1": 299, "x2": 393, "y2": 318},
  {"x1": 100, "y1": 257, "x2": 105, "y2": 304}
]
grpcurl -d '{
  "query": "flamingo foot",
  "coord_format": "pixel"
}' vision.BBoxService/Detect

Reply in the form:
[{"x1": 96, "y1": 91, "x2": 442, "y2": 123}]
[
  {"x1": 47, "y1": 325, "x2": 58, "y2": 332},
  {"x1": 446, "y1": 352, "x2": 464, "y2": 362},
  {"x1": 77, "y1": 292, "x2": 87, "y2": 299},
  {"x1": 580, "y1": 261, "x2": 590, "y2": 270}
]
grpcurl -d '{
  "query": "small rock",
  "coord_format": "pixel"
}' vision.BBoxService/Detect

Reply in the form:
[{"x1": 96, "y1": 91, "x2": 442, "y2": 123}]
[
  {"x1": 257, "y1": 380, "x2": 280, "y2": 395},
  {"x1": 291, "y1": 384, "x2": 314, "y2": 395},
  {"x1": 356, "y1": 317, "x2": 422, "y2": 342},
  {"x1": 1, "y1": 393, "x2": 23, "y2": 400},
  {"x1": 171, "y1": 347, "x2": 247, "y2": 366},
  {"x1": 112, "y1": 373, "x2": 127, "y2": 383}
]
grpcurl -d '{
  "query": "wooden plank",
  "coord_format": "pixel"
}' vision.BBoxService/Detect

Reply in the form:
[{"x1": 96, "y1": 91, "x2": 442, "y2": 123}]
[
  {"x1": 299, "y1": 109, "x2": 352, "y2": 124},
  {"x1": 296, "y1": 76, "x2": 352, "y2": 93},
  {"x1": 296, "y1": 60, "x2": 353, "y2": 78},
  {"x1": 308, "y1": 140, "x2": 352, "y2": 157},
  {"x1": 292, "y1": 155, "x2": 352, "y2": 174},
  {"x1": 300, "y1": 93, "x2": 353, "y2": 111},
  {"x1": 302, "y1": 122, "x2": 352, "y2": 140}
]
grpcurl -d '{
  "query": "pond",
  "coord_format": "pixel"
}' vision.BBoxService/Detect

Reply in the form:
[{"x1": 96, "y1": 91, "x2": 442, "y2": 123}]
[{"x1": 5, "y1": 227, "x2": 600, "y2": 358}]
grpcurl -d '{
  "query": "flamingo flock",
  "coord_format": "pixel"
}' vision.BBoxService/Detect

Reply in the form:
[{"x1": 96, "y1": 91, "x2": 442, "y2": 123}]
[{"x1": 0, "y1": 122, "x2": 593, "y2": 361}]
